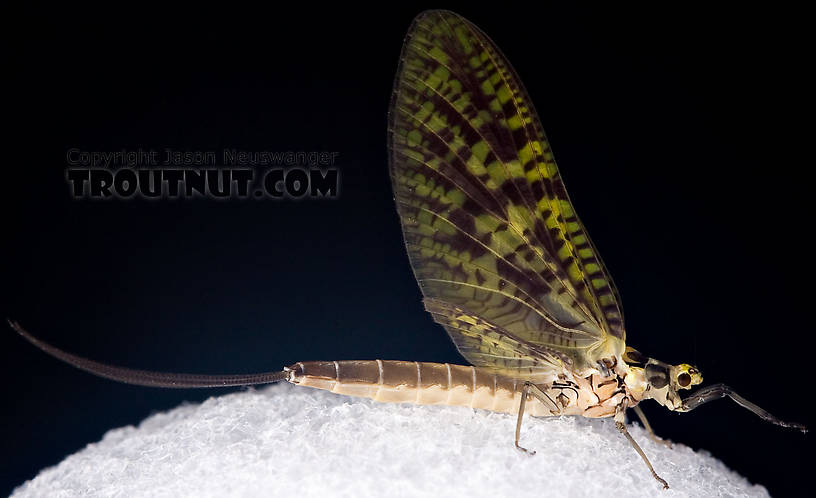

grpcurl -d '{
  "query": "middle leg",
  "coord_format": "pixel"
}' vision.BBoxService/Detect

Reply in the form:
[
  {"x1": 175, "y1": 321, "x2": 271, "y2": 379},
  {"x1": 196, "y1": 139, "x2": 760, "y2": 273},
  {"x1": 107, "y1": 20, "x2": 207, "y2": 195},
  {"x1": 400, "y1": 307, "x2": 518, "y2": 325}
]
[{"x1": 514, "y1": 381, "x2": 558, "y2": 455}]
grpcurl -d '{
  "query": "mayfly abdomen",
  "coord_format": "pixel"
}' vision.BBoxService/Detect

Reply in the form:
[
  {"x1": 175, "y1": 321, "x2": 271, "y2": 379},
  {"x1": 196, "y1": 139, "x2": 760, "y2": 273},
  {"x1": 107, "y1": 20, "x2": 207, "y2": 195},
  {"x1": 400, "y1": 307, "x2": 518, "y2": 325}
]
[{"x1": 285, "y1": 360, "x2": 557, "y2": 416}]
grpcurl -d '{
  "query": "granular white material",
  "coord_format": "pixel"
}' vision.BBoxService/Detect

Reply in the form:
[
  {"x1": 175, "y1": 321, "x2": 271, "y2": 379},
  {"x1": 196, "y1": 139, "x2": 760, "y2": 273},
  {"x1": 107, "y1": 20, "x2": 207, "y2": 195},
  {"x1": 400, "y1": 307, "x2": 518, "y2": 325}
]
[{"x1": 11, "y1": 382, "x2": 768, "y2": 497}]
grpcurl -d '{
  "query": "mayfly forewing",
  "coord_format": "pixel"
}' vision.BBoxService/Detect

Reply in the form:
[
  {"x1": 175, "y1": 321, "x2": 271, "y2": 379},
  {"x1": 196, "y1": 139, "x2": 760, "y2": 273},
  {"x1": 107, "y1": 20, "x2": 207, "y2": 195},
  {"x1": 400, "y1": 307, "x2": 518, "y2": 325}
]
[{"x1": 388, "y1": 10, "x2": 626, "y2": 373}]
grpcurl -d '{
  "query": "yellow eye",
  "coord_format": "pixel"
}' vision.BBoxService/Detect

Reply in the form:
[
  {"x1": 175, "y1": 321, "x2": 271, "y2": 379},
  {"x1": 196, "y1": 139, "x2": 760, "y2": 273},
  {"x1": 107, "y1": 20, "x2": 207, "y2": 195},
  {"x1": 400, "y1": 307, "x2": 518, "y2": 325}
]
[{"x1": 678, "y1": 373, "x2": 691, "y2": 387}]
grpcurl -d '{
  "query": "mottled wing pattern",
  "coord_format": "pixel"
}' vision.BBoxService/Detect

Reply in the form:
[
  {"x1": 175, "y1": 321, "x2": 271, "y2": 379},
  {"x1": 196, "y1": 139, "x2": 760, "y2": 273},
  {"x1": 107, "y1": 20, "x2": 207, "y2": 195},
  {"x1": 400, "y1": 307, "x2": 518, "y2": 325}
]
[
  {"x1": 424, "y1": 298, "x2": 570, "y2": 383},
  {"x1": 388, "y1": 10, "x2": 625, "y2": 372}
]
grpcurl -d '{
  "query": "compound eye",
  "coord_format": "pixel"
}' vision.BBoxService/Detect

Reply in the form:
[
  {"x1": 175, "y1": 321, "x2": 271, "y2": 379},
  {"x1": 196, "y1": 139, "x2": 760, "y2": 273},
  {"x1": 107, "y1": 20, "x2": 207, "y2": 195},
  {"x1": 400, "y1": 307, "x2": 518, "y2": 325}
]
[{"x1": 678, "y1": 372, "x2": 691, "y2": 387}]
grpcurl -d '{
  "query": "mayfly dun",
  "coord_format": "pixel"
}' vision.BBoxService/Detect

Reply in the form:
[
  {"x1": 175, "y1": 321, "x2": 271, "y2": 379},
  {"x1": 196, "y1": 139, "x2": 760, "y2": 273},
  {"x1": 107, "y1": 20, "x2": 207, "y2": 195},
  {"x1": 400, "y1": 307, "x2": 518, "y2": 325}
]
[{"x1": 8, "y1": 10, "x2": 806, "y2": 490}]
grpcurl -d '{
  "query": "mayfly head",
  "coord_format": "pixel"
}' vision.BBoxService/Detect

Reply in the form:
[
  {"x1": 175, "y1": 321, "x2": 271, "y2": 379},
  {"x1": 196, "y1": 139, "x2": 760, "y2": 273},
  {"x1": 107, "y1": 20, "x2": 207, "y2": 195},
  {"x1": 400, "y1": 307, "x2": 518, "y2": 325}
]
[
  {"x1": 671, "y1": 363, "x2": 703, "y2": 390},
  {"x1": 621, "y1": 347, "x2": 702, "y2": 409}
]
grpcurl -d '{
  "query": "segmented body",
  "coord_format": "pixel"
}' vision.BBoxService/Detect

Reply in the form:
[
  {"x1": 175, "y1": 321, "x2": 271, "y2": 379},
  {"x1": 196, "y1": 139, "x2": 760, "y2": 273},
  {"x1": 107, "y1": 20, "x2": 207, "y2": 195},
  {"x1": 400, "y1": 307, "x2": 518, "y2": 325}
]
[{"x1": 286, "y1": 360, "x2": 631, "y2": 418}]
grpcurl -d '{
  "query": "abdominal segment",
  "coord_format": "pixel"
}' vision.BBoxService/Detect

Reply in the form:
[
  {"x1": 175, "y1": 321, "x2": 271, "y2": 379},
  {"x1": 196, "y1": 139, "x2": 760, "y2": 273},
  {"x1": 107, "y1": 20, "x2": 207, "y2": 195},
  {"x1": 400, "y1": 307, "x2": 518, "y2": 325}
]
[{"x1": 286, "y1": 360, "x2": 626, "y2": 418}]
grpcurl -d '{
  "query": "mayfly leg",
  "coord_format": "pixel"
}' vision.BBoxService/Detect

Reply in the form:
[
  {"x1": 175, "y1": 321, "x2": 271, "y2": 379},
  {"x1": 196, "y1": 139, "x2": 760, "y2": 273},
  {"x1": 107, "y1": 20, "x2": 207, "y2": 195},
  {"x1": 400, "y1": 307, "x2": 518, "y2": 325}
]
[
  {"x1": 514, "y1": 381, "x2": 557, "y2": 455},
  {"x1": 633, "y1": 405, "x2": 672, "y2": 448},
  {"x1": 679, "y1": 383, "x2": 807, "y2": 432},
  {"x1": 616, "y1": 400, "x2": 669, "y2": 489}
]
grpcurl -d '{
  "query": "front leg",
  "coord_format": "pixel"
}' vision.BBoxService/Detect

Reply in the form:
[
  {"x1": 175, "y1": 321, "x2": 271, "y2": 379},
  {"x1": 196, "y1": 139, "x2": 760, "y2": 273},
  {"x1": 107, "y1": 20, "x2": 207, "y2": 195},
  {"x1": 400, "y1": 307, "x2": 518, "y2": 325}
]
[
  {"x1": 615, "y1": 400, "x2": 669, "y2": 489},
  {"x1": 679, "y1": 383, "x2": 807, "y2": 432}
]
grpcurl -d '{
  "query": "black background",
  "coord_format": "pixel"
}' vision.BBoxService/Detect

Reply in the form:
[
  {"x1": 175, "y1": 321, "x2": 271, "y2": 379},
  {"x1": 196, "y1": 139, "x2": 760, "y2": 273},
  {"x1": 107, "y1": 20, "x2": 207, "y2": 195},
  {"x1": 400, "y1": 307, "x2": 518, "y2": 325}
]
[{"x1": 2, "y1": 4, "x2": 811, "y2": 496}]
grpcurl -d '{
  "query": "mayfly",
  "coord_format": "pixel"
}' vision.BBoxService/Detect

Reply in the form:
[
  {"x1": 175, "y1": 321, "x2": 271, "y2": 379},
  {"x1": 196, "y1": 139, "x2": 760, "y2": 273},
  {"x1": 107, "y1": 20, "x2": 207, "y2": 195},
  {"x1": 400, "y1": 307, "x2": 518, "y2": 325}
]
[{"x1": 9, "y1": 10, "x2": 806, "y2": 490}]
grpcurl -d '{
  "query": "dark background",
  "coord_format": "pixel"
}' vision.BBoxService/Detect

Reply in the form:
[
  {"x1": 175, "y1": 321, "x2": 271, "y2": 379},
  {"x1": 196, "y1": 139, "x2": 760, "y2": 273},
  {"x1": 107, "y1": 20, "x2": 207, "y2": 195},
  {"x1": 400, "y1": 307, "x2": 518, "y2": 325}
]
[{"x1": 2, "y1": 4, "x2": 811, "y2": 496}]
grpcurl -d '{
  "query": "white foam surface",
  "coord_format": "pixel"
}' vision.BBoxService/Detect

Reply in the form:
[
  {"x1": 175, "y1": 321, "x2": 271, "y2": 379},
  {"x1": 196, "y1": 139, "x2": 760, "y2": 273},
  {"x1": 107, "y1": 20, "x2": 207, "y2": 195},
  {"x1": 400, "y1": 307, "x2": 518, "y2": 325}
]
[{"x1": 12, "y1": 382, "x2": 768, "y2": 497}]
